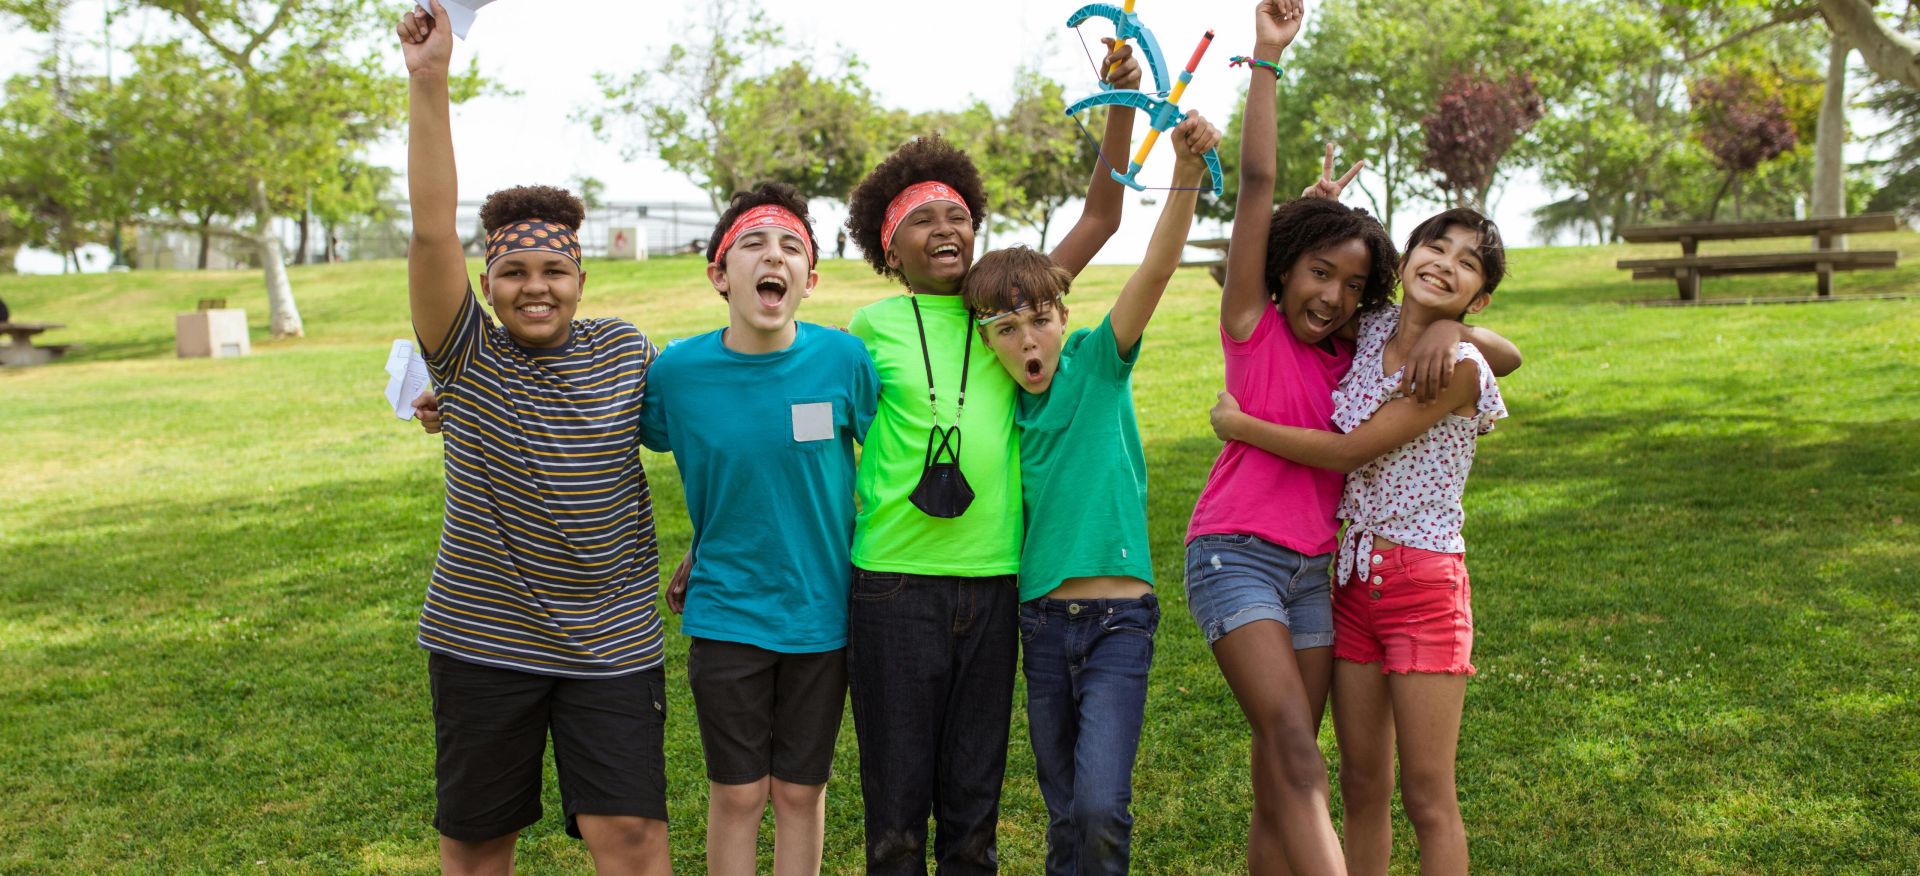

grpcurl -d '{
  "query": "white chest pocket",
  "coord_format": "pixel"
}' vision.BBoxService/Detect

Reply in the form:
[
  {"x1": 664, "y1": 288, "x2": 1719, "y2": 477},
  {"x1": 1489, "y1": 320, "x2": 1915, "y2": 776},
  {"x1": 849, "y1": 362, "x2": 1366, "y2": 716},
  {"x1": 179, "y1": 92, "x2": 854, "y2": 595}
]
[{"x1": 791, "y1": 401, "x2": 835, "y2": 443}]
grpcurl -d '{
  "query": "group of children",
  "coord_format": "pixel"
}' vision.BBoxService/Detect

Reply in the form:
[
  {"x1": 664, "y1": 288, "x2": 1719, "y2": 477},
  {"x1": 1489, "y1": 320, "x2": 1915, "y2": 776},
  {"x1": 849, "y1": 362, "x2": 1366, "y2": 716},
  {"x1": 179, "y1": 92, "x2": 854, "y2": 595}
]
[{"x1": 399, "y1": 0, "x2": 1517, "y2": 873}]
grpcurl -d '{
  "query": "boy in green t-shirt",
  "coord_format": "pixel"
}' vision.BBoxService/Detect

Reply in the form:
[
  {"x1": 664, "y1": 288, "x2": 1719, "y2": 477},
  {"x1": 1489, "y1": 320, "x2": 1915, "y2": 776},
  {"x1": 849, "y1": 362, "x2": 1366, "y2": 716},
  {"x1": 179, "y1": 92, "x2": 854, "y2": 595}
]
[{"x1": 960, "y1": 113, "x2": 1218, "y2": 874}]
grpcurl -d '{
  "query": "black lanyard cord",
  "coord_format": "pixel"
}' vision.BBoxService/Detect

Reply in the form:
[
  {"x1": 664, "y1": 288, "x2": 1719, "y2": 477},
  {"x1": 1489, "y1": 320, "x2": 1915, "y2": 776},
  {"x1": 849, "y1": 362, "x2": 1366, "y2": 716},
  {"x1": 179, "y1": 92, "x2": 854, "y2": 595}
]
[{"x1": 908, "y1": 295, "x2": 971, "y2": 426}]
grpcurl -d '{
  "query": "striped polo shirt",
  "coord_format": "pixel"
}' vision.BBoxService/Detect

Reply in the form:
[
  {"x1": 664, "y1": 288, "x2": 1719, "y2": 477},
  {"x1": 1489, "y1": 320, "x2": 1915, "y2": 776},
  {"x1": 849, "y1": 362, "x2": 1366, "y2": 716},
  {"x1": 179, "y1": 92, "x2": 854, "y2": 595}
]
[{"x1": 417, "y1": 292, "x2": 663, "y2": 678}]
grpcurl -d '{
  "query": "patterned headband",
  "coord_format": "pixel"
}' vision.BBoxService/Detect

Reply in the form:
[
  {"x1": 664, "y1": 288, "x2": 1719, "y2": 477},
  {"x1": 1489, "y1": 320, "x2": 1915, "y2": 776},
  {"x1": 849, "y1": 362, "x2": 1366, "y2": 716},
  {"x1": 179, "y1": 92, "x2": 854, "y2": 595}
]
[
  {"x1": 485, "y1": 218, "x2": 581, "y2": 268},
  {"x1": 712, "y1": 204, "x2": 815, "y2": 267},
  {"x1": 881, "y1": 181, "x2": 970, "y2": 253},
  {"x1": 974, "y1": 285, "x2": 1045, "y2": 325}
]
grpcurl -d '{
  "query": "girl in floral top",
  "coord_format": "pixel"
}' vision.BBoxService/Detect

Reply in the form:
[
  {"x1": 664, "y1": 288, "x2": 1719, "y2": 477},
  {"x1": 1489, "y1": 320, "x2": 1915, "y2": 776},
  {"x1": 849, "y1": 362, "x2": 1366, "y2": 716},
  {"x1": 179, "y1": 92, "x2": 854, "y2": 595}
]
[{"x1": 1209, "y1": 207, "x2": 1511, "y2": 876}]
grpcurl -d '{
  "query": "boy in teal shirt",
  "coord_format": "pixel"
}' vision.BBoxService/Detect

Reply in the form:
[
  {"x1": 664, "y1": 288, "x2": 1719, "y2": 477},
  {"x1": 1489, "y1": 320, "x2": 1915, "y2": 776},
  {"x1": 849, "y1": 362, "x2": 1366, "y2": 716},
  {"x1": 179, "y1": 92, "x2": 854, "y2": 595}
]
[
  {"x1": 640, "y1": 183, "x2": 877, "y2": 876},
  {"x1": 961, "y1": 114, "x2": 1218, "y2": 875}
]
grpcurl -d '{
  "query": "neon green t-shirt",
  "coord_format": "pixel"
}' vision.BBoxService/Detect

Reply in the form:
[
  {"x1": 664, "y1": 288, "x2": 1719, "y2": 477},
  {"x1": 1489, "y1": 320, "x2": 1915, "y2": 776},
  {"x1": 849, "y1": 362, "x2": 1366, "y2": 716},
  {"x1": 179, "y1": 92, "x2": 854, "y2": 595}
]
[{"x1": 849, "y1": 293, "x2": 1022, "y2": 576}]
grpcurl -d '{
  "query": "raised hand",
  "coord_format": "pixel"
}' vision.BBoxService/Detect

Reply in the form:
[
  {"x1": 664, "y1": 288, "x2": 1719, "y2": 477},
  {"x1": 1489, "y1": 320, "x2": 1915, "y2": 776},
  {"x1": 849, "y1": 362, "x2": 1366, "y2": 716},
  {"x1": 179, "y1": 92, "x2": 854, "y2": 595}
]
[
  {"x1": 1302, "y1": 143, "x2": 1365, "y2": 200},
  {"x1": 1101, "y1": 38, "x2": 1143, "y2": 91},
  {"x1": 1255, "y1": 0, "x2": 1305, "y2": 55},
  {"x1": 397, "y1": 1, "x2": 453, "y2": 77},
  {"x1": 1171, "y1": 111, "x2": 1223, "y2": 170}
]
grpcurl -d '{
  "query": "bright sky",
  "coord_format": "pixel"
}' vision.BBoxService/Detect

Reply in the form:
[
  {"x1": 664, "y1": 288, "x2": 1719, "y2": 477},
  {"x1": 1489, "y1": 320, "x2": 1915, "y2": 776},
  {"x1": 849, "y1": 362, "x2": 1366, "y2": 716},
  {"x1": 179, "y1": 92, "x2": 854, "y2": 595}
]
[{"x1": 2, "y1": 0, "x2": 1899, "y2": 273}]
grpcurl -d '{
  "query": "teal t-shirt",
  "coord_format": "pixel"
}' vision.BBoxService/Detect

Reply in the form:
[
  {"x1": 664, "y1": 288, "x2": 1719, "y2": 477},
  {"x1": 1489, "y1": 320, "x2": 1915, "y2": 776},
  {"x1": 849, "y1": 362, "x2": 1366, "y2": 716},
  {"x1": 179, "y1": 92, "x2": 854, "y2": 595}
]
[
  {"x1": 1015, "y1": 312, "x2": 1153, "y2": 602},
  {"x1": 849, "y1": 294, "x2": 1023, "y2": 576},
  {"x1": 638, "y1": 322, "x2": 878, "y2": 653}
]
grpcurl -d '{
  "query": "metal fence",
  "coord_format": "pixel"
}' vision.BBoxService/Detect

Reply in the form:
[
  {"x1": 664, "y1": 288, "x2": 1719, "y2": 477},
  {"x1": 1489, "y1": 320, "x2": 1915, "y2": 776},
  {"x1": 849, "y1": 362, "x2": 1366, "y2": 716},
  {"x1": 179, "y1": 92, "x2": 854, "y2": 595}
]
[{"x1": 130, "y1": 200, "x2": 724, "y2": 269}]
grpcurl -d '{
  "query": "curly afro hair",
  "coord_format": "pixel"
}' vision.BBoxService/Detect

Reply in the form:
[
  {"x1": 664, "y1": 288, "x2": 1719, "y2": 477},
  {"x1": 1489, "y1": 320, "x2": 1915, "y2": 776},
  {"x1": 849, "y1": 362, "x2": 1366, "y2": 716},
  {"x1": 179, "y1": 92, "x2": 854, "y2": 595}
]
[
  {"x1": 479, "y1": 185, "x2": 585, "y2": 234},
  {"x1": 706, "y1": 181, "x2": 818, "y2": 267},
  {"x1": 844, "y1": 137, "x2": 987, "y2": 286},
  {"x1": 1264, "y1": 197, "x2": 1398, "y2": 313},
  {"x1": 1400, "y1": 207, "x2": 1508, "y2": 298}
]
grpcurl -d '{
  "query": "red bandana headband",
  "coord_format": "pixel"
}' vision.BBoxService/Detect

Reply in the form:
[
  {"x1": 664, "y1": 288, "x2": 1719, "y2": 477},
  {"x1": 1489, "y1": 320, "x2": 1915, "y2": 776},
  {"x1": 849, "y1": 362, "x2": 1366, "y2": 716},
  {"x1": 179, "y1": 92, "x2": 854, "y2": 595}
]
[
  {"x1": 881, "y1": 181, "x2": 969, "y2": 253},
  {"x1": 485, "y1": 219, "x2": 581, "y2": 268},
  {"x1": 712, "y1": 204, "x2": 815, "y2": 267}
]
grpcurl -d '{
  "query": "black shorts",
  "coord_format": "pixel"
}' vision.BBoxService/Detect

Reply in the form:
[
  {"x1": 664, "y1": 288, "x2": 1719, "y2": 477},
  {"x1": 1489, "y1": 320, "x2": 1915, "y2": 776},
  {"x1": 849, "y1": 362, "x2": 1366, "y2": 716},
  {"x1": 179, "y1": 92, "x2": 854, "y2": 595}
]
[
  {"x1": 427, "y1": 652, "x2": 668, "y2": 842},
  {"x1": 686, "y1": 638, "x2": 847, "y2": 786}
]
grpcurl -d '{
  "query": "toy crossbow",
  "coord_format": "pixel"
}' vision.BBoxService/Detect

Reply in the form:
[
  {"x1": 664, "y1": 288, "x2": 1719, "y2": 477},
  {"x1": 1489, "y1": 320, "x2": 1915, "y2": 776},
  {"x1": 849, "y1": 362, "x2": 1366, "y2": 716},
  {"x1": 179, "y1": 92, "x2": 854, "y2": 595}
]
[{"x1": 1064, "y1": 2, "x2": 1223, "y2": 196}]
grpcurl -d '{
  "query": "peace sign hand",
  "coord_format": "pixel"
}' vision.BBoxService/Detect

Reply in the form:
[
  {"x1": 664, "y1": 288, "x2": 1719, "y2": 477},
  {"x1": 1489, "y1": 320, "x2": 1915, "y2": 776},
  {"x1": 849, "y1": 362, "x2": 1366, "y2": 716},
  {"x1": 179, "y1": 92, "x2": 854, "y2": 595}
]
[{"x1": 1301, "y1": 143, "x2": 1365, "y2": 201}]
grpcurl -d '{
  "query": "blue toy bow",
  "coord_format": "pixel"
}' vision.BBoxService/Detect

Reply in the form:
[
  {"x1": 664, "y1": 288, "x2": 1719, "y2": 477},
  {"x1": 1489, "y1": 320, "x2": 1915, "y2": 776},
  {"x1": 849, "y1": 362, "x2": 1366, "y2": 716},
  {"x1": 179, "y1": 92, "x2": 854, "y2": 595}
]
[{"x1": 1064, "y1": 5, "x2": 1224, "y2": 196}]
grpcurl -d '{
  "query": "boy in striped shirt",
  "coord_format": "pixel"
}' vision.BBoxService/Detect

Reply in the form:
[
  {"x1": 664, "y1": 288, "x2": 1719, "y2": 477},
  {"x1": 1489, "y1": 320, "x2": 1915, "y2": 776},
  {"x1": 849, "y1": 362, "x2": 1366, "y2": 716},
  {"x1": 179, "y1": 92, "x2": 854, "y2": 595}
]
[{"x1": 399, "y1": 6, "x2": 668, "y2": 872}]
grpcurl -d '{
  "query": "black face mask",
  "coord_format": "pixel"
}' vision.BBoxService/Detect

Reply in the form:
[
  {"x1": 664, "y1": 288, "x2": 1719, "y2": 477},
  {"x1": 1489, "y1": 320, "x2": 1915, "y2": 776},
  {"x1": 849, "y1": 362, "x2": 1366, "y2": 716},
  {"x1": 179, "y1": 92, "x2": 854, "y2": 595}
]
[
  {"x1": 910, "y1": 423, "x2": 974, "y2": 518},
  {"x1": 907, "y1": 296, "x2": 975, "y2": 519}
]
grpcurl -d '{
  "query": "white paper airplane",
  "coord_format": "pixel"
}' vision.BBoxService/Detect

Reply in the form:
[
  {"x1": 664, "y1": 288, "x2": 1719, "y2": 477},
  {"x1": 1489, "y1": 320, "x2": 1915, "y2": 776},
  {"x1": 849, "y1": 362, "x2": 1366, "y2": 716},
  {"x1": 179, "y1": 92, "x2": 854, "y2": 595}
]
[
  {"x1": 414, "y1": 0, "x2": 498, "y2": 39},
  {"x1": 384, "y1": 339, "x2": 432, "y2": 420}
]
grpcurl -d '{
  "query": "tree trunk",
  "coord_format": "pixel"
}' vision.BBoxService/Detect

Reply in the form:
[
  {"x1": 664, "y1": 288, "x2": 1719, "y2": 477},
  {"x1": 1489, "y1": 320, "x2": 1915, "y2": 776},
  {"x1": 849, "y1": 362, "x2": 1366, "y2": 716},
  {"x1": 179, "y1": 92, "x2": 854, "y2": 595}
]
[
  {"x1": 1708, "y1": 173, "x2": 1736, "y2": 221},
  {"x1": 0, "y1": 245, "x2": 17, "y2": 274},
  {"x1": 252, "y1": 178, "x2": 303, "y2": 338},
  {"x1": 1037, "y1": 209, "x2": 1052, "y2": 252},
  {"x1": 1820, "y1": 0, "x2": 1920, "y2": 90},
  {"x1": 295, "y1": 200, "x2": 311, "y2": 266},
  {"x1": 198, "y1": 211, "x2": 213, "y2": 270},
  {"x1": 1811, "y1": 34, "x2": 1851, "y2": 246}
]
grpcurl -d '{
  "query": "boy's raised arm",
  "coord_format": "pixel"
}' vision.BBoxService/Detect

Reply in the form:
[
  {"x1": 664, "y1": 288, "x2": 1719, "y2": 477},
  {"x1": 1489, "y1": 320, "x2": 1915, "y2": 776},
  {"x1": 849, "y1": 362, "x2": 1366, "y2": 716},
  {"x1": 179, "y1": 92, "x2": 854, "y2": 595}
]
[
  {"x1": 1221, "y1": 0, "x2": 1304, "y2": 342},
  {"x1": 401, "y1": 1, "x2": 469, "y2": 357},
  {"x1": 1109, "y1": 114, "x2": 1220, "y2": 352},
  {"x1": 1049, "y1": 40, "x2": 1142, "y2": 277}
]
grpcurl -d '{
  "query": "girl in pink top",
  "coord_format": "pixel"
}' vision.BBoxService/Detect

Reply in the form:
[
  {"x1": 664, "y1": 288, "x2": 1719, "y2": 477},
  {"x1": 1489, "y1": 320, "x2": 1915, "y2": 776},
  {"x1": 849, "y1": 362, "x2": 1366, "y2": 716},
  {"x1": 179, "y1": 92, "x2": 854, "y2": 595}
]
[
  {"x1": 1210, "y1": 206, "x2": 1513, "y2": 876},
  {"x1": 1186, "y1": 9, "x2": 1524, "y2": 875},
  {"x1": 1180, "y1": 5, "x2": 1396, "y2": 874}
]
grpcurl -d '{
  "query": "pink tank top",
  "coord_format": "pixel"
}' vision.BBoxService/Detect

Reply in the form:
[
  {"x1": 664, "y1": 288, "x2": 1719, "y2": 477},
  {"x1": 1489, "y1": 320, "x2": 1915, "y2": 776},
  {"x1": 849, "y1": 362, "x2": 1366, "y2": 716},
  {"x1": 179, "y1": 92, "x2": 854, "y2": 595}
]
[{"x1": 1187, "y1": 304, "x2": 1354, "y2": 556}]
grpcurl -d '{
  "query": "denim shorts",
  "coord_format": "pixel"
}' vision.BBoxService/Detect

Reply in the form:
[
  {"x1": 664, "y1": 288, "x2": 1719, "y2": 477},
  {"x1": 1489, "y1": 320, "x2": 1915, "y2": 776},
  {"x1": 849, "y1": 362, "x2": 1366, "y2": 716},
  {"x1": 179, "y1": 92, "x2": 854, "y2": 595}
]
[{"x1": 1183, "y1": 533, "x2": 1335, "y2": 649}]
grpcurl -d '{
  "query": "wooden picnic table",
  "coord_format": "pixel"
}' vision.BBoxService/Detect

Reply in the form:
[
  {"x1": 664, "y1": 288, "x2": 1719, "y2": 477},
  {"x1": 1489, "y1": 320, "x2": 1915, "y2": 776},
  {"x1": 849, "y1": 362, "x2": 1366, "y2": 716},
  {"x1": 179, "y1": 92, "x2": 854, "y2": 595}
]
[
  {"x1": 1617, "y1": 213, "x2": 1901, "y2": 301},
  {"x1": 1182, "y1": 237, "x2": 1231, "y2": 286},
  {"x1": 0, "y1": 321, "x2": 72, "y2": 367}
]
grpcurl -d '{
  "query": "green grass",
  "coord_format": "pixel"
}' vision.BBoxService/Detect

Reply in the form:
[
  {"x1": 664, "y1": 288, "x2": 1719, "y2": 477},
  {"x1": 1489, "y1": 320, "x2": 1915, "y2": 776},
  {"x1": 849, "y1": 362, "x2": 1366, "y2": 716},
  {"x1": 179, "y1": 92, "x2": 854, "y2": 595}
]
[{"x1": 2, "y1": 232, "x2": 1917, "y2": 874}]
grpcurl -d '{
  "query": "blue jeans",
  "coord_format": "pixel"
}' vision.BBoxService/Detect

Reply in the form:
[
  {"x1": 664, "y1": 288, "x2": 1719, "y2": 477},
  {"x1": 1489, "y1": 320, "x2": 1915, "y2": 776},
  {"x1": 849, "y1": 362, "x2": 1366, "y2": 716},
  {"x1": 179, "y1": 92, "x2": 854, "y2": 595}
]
[
  {"x1": 848, "y1": 568, "x2": 1019, "y2": 875},
  {"x1": 1020, "y1": 594, "x2": 1159, "y2": 876}
]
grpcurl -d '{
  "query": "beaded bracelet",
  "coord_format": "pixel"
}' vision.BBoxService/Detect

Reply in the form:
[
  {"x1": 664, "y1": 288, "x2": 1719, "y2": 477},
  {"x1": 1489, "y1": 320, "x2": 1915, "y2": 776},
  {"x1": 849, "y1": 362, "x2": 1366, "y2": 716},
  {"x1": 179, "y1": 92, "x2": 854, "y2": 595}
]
[{"x1": 1228, "y1": 56, "x2": 1284, "y2": 78}]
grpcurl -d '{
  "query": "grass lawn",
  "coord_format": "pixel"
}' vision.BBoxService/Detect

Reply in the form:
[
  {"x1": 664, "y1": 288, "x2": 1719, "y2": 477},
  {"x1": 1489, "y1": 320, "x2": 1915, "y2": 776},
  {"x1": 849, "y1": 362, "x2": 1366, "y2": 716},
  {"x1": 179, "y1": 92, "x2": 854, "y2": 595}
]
[{"x1": 2, "y1": 231, "x2": 1917, "y2": 874}]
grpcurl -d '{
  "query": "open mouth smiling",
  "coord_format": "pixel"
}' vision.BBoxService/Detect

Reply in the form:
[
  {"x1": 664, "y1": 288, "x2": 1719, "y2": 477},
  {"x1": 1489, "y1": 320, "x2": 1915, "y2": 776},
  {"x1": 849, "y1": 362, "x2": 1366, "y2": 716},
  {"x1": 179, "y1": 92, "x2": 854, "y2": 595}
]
[{"x1": 754, "y1": 275, "x2": 788, "y2": 308}]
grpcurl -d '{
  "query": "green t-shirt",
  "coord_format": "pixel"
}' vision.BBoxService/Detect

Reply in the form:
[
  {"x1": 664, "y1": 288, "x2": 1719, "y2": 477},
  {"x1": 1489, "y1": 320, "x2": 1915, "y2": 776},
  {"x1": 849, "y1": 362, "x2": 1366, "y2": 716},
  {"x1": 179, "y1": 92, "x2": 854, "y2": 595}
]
[
  {"x1": 850, "y1": 293, "x2": 1023, "y2": 575},
  {"x1": 1014, "y1": 313, "x2": 1153, "y2": 602}
]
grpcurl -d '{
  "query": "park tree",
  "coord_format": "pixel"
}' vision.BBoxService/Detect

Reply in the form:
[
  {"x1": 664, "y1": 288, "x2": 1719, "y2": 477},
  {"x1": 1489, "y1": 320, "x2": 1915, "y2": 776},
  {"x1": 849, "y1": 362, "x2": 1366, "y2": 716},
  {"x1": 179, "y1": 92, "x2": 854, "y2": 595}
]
[
  {"x1": 1691, "y1": 68, "x2": 1801, "y2": 219},
  {"x1": 1201, "y1": 79, "x2": 1326, "y2": 224},
  {"x1": 977, "y1": 68, "x2": 1098, "y2": 251},
  {"x1": 1865, "y1": 75, "x2": 1920, "y2": 215},
  {"x1": 3, "y1": 0, "x2": 462, "y2": 338},
  {"x1": 1671, "y1": 0, "x2": 1919, "y2": 223},
  {"x1": 0, "y1": 63, "x2": 120, "y2": 272},
  {"x1": 1278, "y1": 0, "x2": 1578, "y2": 236},
  {"x1": 1421, "y1": 72, "x2": 1545, "y2": 209},
  {"x1": 581, "y1": 0, "x2": 891, "y2": 213}
]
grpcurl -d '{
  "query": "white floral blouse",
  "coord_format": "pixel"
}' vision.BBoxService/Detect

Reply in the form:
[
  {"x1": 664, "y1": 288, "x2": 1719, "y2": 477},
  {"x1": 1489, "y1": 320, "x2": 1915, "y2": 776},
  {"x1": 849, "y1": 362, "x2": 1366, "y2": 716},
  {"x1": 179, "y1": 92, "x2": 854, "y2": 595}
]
[{"x1": 1331, "y1": 305, "x2": 1507, "y2": 588}]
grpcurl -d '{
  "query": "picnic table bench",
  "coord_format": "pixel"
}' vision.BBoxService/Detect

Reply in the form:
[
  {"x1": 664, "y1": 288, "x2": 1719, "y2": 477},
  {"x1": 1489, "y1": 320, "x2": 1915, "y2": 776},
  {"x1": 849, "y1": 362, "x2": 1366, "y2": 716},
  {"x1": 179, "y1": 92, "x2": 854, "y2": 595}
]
[
  {"x1": 1616, "y1": 213, "x2": 1901, "y2": 301},
  {"x1": 0, "y1": 321, "x2": 74, "y2": 367},
  {"x1": 1182, "y1": 237, "x2": 1230, "y2": 286}
]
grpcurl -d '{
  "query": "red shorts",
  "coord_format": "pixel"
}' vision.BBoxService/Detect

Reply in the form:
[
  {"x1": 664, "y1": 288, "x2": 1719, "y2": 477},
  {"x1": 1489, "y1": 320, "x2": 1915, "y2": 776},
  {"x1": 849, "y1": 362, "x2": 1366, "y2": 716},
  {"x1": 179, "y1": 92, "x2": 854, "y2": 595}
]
[{"x1": 1332, "y1": 545, "x2": 1476, "y2": 675}]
